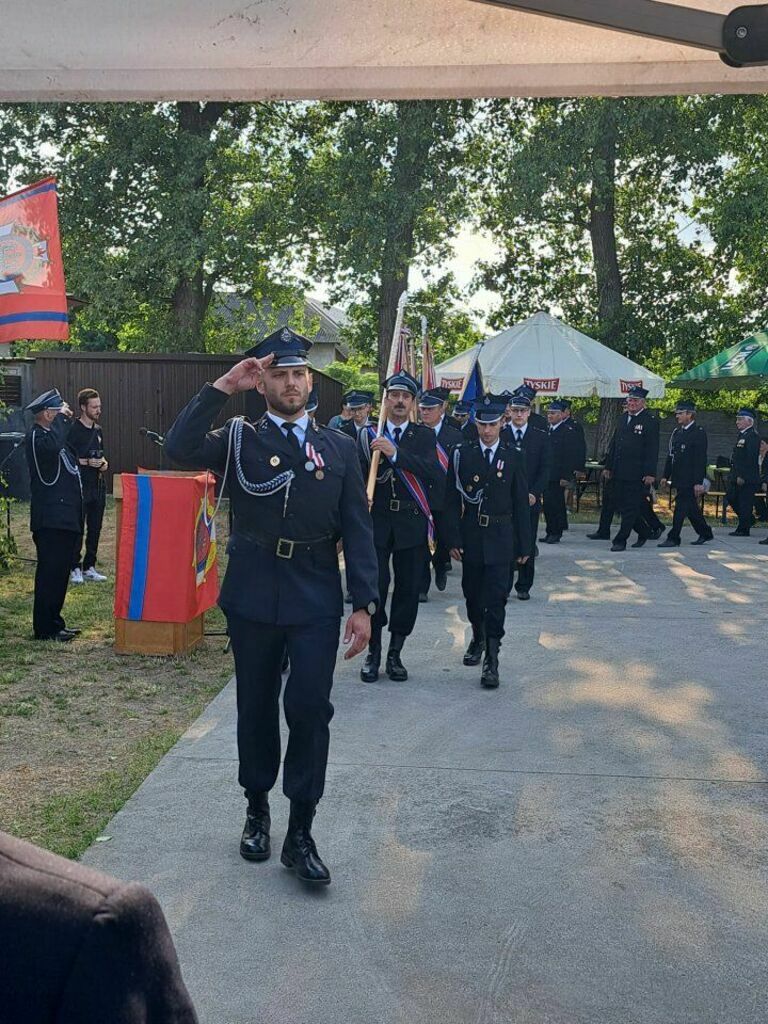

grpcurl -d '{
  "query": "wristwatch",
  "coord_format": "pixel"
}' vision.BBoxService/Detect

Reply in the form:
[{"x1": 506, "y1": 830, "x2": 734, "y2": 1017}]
[{"x1": 354, "y1": 601, "x2": 378, "y2": 615}]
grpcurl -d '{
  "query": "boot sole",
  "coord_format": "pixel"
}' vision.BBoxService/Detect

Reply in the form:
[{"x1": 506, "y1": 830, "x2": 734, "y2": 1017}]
[
  {"x1": 463, "y1": 657, "x2": 482, "y2": 666},
  {"x1": 386, "y1": 671, "x2": 408, "y2": 681},
  {"x1": 240, "y1": 846, "x2": 271, "y2": 862},
  {"x1": 280, "y1": 851, "x2": 331, "y2": 885}
]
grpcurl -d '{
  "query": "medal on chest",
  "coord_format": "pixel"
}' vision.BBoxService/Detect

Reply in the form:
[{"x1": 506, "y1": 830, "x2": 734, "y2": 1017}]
[{"x1": 305, "y1": 441, "x2": 325, "y2": 479}]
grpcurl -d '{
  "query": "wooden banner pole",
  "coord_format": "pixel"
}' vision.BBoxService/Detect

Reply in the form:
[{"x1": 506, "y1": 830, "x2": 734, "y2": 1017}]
[{"x1": 366, "y1": 290, "x2": 408, "y2": 503}]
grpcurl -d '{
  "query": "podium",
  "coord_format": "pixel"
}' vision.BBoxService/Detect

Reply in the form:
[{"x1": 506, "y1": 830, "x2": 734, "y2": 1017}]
[{"x1": 113, "y1": 470, "x2": 219, "y2": 655}]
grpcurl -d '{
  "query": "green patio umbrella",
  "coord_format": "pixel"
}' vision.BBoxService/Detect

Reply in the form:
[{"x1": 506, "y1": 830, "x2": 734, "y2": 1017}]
[{"x1": 669, "y1": 330, "x2": 768, "y2": 391}]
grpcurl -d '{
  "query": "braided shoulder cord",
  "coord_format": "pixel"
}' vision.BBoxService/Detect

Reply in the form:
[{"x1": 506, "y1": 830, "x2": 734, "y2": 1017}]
[
  {"x1": 452, "y1": 447, "x2": 483, "y2": 506},
  {"x1": 32, "y1": 431, "x2": 82, "y2": 488}
]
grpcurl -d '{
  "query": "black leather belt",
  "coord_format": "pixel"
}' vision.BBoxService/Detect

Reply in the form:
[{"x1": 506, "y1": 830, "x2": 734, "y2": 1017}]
[
  {"x1": 388, "y1": 499, "x2": 418, "y2": 512},
  {"x1": 478, "y1": 513, "x2": 513, "y2": 527},
  {"x1": 233, "y1": 531, "x2": 336, "y2": 560}
]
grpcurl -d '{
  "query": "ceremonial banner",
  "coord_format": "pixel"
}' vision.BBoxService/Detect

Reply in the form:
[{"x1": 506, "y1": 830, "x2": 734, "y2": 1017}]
[
  {"x1": 115, "y1": 473, "x2": 219, "y2": 623},
  {"x1": 0, "y1": 178, "x2": 68, "y2": 344}
]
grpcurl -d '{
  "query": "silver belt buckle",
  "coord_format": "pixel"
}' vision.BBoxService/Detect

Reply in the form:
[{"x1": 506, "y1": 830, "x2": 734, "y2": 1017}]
[
  {"x1": 389, "y1": 499, "x2": 401, "y2": 512},
  {"x1": 276, "y1": 538, "x2": 295, "y2": 559},
  {"x1": 478, "y1": 513, "x2": 489, "y2": 528}
]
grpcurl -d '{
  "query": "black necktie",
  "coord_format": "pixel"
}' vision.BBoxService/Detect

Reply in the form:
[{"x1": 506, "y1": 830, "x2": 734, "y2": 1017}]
[
  {"x1": 484, "y1": 448, "x2": 492, "y2": 468},
  {"x1": 283, "y1": 422, "x2": 301, "y2": 452},
  {"x1": 393, "y1": 427, "x2": 402, "y2": 446},
  {"x1": 516, "y1": 429, "x2": 523, "y2": 444}
]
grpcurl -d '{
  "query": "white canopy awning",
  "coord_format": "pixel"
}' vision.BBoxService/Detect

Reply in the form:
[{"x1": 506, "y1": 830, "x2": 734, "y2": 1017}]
[
  {"x1": 435, "y1": 311, "x2": 666, "y2": 398},
  {"x1": 2, "y1": 0, "x2": 768, "y2": 101}
]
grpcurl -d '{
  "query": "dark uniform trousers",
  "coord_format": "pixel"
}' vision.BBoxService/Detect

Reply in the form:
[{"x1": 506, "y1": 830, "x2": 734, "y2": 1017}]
[
  {"x1": 543, "y1": 481, "x2": 567, "y2": 537},
  {"x1": 510, "y1": 502, "x2": 540, "y2": 594},
  {"x1": 165, "y1": 384, "x2": 379, "y2": 807},
  {"x1": 669, "y1": 487, "x2": 710, "y2": 541},
  {"x1": 596, "y1": 477, "x2": 662, "y2": 537},
  {"x1": 462, "y1": 561, "x2": 509, "y2": 639},
  {"x1": 613, "y1": 480, "x2": 651, "y2": 542},
  {"x1": 227, "y1": 612, "x2": 340, "y2": 801},
  {"x1": 372, "y1": 522, "x2": 424, "y2": 640},
  {"x1": 33, "y1": 528, "x2": 81, "y2": 638}
]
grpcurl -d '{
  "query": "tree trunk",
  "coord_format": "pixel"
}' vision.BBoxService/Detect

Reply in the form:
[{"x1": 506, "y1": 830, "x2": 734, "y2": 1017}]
[
  {"x1": 170, "y1": 101, "x2": 230, "y2": 352},
  {"x1": 588, "y1": 104, "x2": 625, "y2": 459},
  {"x1": 375, "y1": 102, "x2": 438, "y2": 380}
]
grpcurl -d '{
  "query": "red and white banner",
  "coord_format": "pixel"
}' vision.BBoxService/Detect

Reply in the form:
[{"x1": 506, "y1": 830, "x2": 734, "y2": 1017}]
[
  {"x1": 440, "y1": 376, "x2": 465, "y2": 393},
  {"x1": 620, "y1": 379, "x2": 643, "y2": 393},
  {"x1": 524, "y1": 377, "x2": 560, "y2": 393},
  {"x1": 0, "y1": 178, "x2": 69, "y2": 344}
]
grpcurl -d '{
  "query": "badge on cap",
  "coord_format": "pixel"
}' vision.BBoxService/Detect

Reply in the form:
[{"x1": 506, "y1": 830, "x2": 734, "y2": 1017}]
[{"x1": 270, "y1": 455, "x2": 280, "y2": 467}]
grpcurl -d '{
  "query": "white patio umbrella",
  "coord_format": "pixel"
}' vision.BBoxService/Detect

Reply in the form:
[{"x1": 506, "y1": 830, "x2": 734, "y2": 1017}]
[{"x1": 435, "y1": 311, "x2": 666, "y2": 399}]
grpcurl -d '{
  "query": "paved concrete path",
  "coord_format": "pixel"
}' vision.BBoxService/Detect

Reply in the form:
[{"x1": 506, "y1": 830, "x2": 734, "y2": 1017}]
[{"x1": 83, "y1": 525, "x2": 768, "y2": 1024}]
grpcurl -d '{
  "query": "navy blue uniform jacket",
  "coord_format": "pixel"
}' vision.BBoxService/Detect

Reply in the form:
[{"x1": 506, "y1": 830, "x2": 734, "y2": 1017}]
[
  {"x1": 444, "y1": 440, "x2": 533, "y2": 563},
  {"x1": 515, "y1": 426, "x2": 550, "y2": 500},
  {"x1": 606, "y1": 409, "x2": 661, "y2": 481},
  {"x1": 358, "y1": 421, "x2": 442, "y2": 550},
  {"x1": 25, "y1": 415, "x2": 83, "y2": 534},
  {"x1": 730, "y1": 429, "x2": 760, "y2": 486},
  {"x1": 663, "y1": 424, "x2": 708, "y2": 489},
  {"x1": 165, "y1": 384, "x2": 378, "y2": 625}
]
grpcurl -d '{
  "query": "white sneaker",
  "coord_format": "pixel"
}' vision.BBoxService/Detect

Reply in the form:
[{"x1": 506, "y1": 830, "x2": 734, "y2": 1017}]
[
  {"x1": 83, "y1": 567, "x2": 107, "y2": 582},
  {"x1": 70, "y1": 568, "x2": 84, "y2": 585}
]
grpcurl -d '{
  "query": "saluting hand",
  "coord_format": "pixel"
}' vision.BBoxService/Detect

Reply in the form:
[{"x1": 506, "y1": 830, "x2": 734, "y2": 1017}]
[
  {"x1": 343, "y1": 609, "x2": 371, "y2": 660},
  {"x1": 214, "y1": 355, "x2": 274, "y2": 395}
]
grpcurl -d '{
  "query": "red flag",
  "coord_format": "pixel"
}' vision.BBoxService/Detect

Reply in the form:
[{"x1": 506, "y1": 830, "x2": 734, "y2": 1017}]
[
  {"x1": 393, "y1": 324, "x2": 412, "y2": 374},
  {"x1": 421, "y1": 326, "x2": 437, "y2": 391},
  {"x1": 0, "y1": 177, "x2": 69, "y2": 344}
]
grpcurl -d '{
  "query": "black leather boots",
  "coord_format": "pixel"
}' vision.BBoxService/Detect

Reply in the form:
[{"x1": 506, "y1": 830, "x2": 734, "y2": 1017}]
[
  {"x1": 463, "y1": 626, "x2": 485, "y2": 666},
  {"x1": 385, "y1": 634, "x2": 408, "y2": 681},
  {"x1": 280, "y1": 800, "x2": 331, "y2": 885},
  {"x1": 239, "y1": 791, "x2": 271, "y2": 861},
  {"x1": 481, "y1": 638, "x2": 501, "y2": 689}
]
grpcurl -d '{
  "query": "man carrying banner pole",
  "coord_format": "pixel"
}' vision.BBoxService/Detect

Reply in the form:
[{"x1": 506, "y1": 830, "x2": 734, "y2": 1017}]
[{"x1": 165, "y1": 329, "x2": 378, "y2": 888}]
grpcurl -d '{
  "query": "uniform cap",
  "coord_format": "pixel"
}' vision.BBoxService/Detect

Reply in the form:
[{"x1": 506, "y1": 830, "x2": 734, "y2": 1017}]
[
  {"x1": 737, "y1": 407, "x2": 756, "y2": 420},
  {"x1": 675, "y1": 400, "x2": 696, "y2": 413},
  {"x1": 418, "y1": 387, "x2": 451, "y2": 408},
  {"x1": 475, "y1": 394, "x2": 507, "y2": 423},
  {"x1": 245, "y1": 326, "x2": 312, "y2": 366},
  {"x1": 514, "y1": 384, "x2": 537, "y2": 400},
  {"x1": 453, "y1": 399, "x2": 473, "y2": 415},
  {"x1": 626, "y1": 385, "x2": 649, "y2": 399},
  {"x1": 385, "y1": 370, "x2": 419, "y2": 397},
  {"x1": 509, "y1": 394, "x2": 531, "y2": 409},
  {"x1": 26, "y1": 388, "x2": 65, "y2": 413},
  {"x1": 343, "y1": 389, "x2": 374, "y2": 408},
  {"x1": 548, "y1": 400, "x2": 567, "y2": 412}
]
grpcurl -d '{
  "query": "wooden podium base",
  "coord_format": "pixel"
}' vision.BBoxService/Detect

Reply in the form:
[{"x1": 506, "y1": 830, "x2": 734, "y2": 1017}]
[
  {"x1": 114, "y1": 613, "x2": 205, "y2": 656},
  {"x1": 113, "y1": 472, "x2": 210, "y2": 656}
]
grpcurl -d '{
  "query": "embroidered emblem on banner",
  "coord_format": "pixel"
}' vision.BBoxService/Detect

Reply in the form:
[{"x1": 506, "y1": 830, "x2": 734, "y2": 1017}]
[
  {"x1": 0, "y1": 222, "x2": 50, "y2": 295},
  {"x1": 194, "y1": 493, "x2": 217, "y2": 586}
]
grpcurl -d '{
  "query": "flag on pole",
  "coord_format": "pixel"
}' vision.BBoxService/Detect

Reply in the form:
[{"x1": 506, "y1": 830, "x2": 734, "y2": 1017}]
[
  {"x1": 0, "y1": 178, "x2": 69, "y2": 345},
  {"x1": 393, "y1": 324, "x2": 413, "y2": 375},
  {"x1": 421, "y1": 318, "x2": 437, "y2": 391},
  {"x1": 460, "y1": 347, "x2": 485, "y2": 404}
]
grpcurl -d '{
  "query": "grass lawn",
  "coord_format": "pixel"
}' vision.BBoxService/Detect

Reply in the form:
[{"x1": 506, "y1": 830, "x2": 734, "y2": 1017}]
[{"x1": 0, "y1": 498, "x2": 233, "y2": 859}]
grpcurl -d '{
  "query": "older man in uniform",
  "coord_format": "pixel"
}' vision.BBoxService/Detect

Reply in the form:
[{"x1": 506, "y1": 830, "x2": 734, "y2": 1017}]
[
  {"x1": 602, "y1": 385, "x2": 661, "y2": 552},
  {"x1": 358, "y1": 370, "x2": 441, "y2": 683},
  {"x1": 658, "y1": 400, "x2": 713, "y2": 547},
  {"x1": 165, "y1": 328, "x2": 378, "y2": 887},
  {"x1": 727, "y1": 407, "x2": 761, "y2": 537},
  {"x1": 507, "y1": 393, "x2": 550, "y2": 599},
  {"x1": 24, "y1": 389, "x2": 83, "y2": 642},
  {"x1": 542, "y1": 400, "x2": 580, "y2": 544},
  {"x1": 418, "y1": 386, "x2": 463, "y2": 596},
  {"x1": 445, "y1": 395, "x2": 532, "y2": 688}
]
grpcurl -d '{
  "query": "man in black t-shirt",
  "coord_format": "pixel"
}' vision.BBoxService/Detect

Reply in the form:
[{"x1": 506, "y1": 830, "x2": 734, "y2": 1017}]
[{"x1": 68, "y1": 388, "x2": 109, "y2": 584}]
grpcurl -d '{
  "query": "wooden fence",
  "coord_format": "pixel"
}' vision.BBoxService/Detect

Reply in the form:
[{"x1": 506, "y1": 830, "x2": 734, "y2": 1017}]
[{"x1": 29, "y1": 352, "x2": 343, "y2": 487}]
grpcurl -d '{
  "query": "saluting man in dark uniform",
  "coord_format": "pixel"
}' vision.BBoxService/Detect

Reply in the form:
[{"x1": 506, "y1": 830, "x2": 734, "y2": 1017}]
[
  {"x1": 358, "y1": 370, "x2": 441, "y2": 683},
  {"x1": 445, "y1": 395, "x2": 533, "y2": 688},
  {"x1": 24, "y1": 389, "x2": 83, "y2": 642},
  {"x1": 602, "y1": 385, "x2": 661, "y2": 552},
  {"x1": 507, "y1": 393, "x2": 550, "y2": 600},
  {"x1": 165, "y1": 329, "x2": 378, "y2": 888},
  {"x1": 338, "y1": 389, "x2": 374, "y2": 440},
  {"x1": 658, "y1": 400, "x2": 713, "y2": 547},
  {"x1": 418, "y1": 387, "x2": 464, "y2": 597},
  {"x1": 727, "y1": 407, "x2": 761, "y2": 537}
]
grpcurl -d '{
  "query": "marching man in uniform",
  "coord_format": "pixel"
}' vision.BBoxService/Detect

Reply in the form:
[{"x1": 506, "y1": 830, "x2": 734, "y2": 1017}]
[
  {"x1": 658, "y1": 400, "x2": 713, "y2": 547},
  {"x1": 727, "y1": 407, "x2": 760, "y2": 537},
  {"x1": 358, "y1": 370, "x2": 441, "y2": 683},
  {"x1": 417, "y1": 386, "x2": 463, "y2": 596},
  {"x1": 24, "y1": 389, "x2": 83, "y2": 642},
  {"x1": 165, "y1": 328, "x2": 378, "y2": 888},
  {"x1": 445, "y1": 395, "x2": 532, "y2": 689}
]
